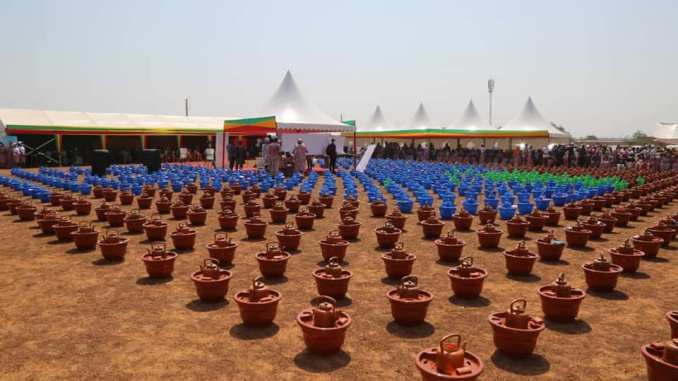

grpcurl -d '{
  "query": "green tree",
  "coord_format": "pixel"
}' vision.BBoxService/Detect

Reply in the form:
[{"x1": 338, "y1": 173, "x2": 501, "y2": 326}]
[
  {"x1": 628, "y1": 130, "x2": 654, "y2": 145},
  {"x1": 584, "y1": 135, "x2": 598, "y2": 140}
]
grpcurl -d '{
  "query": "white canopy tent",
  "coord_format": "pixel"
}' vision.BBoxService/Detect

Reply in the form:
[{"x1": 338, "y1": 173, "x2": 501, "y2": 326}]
[
  {"x1": 446, "y1": 100, "x2": 486, "y2": 130},
  {"x1": 498, "y1": 97, "x2": 570, "y2": 139},
  {"x1": 652, "y1": 122, "x2": 678, "y2": 144},
  {"x1": 361, "y1": 105, "x2": 393, "y2": 131},
  {"x1": 407, "y1": 102, "x2": 435, "y2": 130}
]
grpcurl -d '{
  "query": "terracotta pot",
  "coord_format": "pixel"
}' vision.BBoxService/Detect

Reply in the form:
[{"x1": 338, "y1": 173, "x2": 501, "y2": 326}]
[
  {"x1": 298, "y1": 191, "x2": 311, "y2": 205},
  {"x1": 478, "y1": 208, "x2": 497, "y2": 225},
  {"x1": 37, "y1": 211, "x2": 60, "y2": 234},
  {"x1": 580, "y1": 217, "x2": 605, "y2": 239},
  {"x1": 284, "y1": 196, "x2": 301, "y2": 213},
  {"x1": 276, "y1": 223, "x2": 302, "y2": 251},
  {"x1": 295, "y1": 207, "x2": 316, "y2": 230},
  {"x1": 98, "y1": 230, "x2": 129, "y2": 261},
  {"x1": 61, "y1": 196, "x2": 75, "y2": 211},
  {"x1": 506, "y1": 216, "x2": 529, "y2": 238},
  {"x1": 476, "y1": 223, "x2": 503, "y2": 249},
  {"x1": 538, "y1": 273, "x2": 586, "y2": 322},
  {"x1": 370, "y1": 201, "x2": 387, "y2": 217},
  {"x1": 386, "y1": 209, "x2": 408, "y2": 230},
  {"x1": 525, "y1": 212, "x2": 548, "y2": 232},
  {"x1": 71, "y1": 223, "x2": 99, "y2": 250},
  {"x1": 503, "y1": 241, "x2": 538, "y2": 275},
  {"x1": 123, "y1": 209, "x2": 147, "y2": 234},
  {"x1": 217, "y1": 209, "x2": 239, "y2": 230},
  {"x1": 667, "y1": 311, "x2": 678, "y2": 339},
  {"x1": 105, "y1": 206, "x2": 126, "y2": 227},
  {"x1": 206, "y1": 233, "x2": 238, "y2": 266},
  {"x1": 313, "y1": 257, "x2": 353, "y2": 299},
  {"x1": 381, "y1": 242, "x2": 416, "y2": 278},
  {"x1": 434, "y1": 230, "x2": 466, "y2": 262},
  {"x1": 308, "y1": 201, "x2": 326, "y2": 218},
  {"x1": 244, "y1": 215, "x2": 267, "y2": 239},
  {"x1": 170, "y1": 202, "x2": 189, "y2": 219},
  {"x1": 256, "y1": 242, "x2": 291, "y2": 277},
  {"x1": 609, "y1": 239, "x2": 645, "y2": 273},
  {"x1": 598, "y1": 213, "x2": 617, "y2": 233},
  {"x1": 187, "y1": 205, "x2": 207, "y2": 226},
  {"x1": 103, "y1": 188, "x2": 117, "y2": 202},
  {"x1": 159, "y1": 189, "x2": 173, "y2": 201},
  {"x1": 545, "y1": 209, "x2": 561, "y2": 226},
  {"x1": 640, "y1": 340, "x2": 678, "y2": 381},
  {"x1": 53, "y1": 219, "x2": 78, "y2": 241},
  {"x1": 632, "y1": 231, "x2": 664, "y2": 258},
  {"x1": 580, "y1": 200, "x2": 594, "y2": 216},
  {"x1": 49, "y1": 192, "x2": 63, "y2": 206},
  {"x1": 627, "y1": 205, "x2": 642, "y2": 221},
  {"x1": 137, "y1": 194, "x2": 153, "y2": 210},
  {"x1": 447, "y1": 257, "x2": 487, "y2": 299},
  {"x1": 7, "y1": 199, "x2": 22, "y2": 215},
  {"x1": 262, "y1": 193, "x2": 277, "y2": 209},
  {"x1": 452, "y1": 211, "x2": 473, "y2": 231},
  {"x1": 155, "y1": 197, "x2": 172, "y2": 214},
  {"x1": 269, "y1": 202, "x2": 289, "y2": 224},
  {"x1": 592, "y1": 197, "x2": 606, "y2": 211},
  {"x1": 92, "y1": 186, "x2": 104, "y2": 198},
  {"x1": 119, "y1": 191, "x2": 134, "y2": 205},
  {"x1": 320, "y1": 231, "x2": 350, "y2": 261},
  {"x1": 421, "y1": 214, "x2": 444, "y2": 239},
  {"x1": 344, "y1": 197, "x2": 359, "y2": 209},
  {"x1": 338, "y1": 217, "x2": 361, "y2": 240},
  {"x1": 274, "y1": 187, "x2": 287, "y2": 201},
  {"x1": 415, "y1": 334, "x2": 484, "y2": 381},
  {"x1": 647, "y1": 224, "x2": 676, "y2": 247},
  {"x1": 230, "y1": 183, "x2": 241, "y2": 195},
  {"x1": 142, "y1": 243, "x2": 177, "y2": 278},
  {"x1": 17, "y1": 204, "x2": 37, "y2": 221},
  {"x1": 611, "y1": 210, "x2": 632, "y2": 227},
  {"x1": 387, "y1": 275, "x2": 433, "y2": 325},
  {"x1": 297, "y1": 296, "x2": 351, "y2": 355},
  {"x1": 143, "y1": 185, "x2": 157, "y2": 197},
  {"x1": 564, "y1": 224, "x2": 591, "y2": 247},
  {"x1": 143, "y1": 215, "x2": 168, "y2": 241},
  {"x1": 191, "y1": 258, "x2": 232, "y2": 302},
  {"x1": 563, "y1": 204, "x2": 582, "y2": 220},
  {"x1": 417, "y1": 206, "x2": 435, "y2": 222},
  {"x1": 319, "y1": 194, "x2": 334, "y2": 208},
  {"x1": 582, "y1": 254, "x2": 623, "y2": 291},
  {"x1": 178, "y1": 191, "x2": 193, "y2": 205},
  {"x1": 536, "y1": 231, "x2": 565, "y2": 261},
  {"x1": 200, "y1": 194, "x2": 215, "y2": 209},
  {"x1": 489, "y1": 299, "x2": 545, "y2": 357},
  {"x1": 234, "y1": 277, "x2": 282, "y2": 326},
  {"x1": 244, "y1": 201, "x2": 262, "y2": 218},
  {"x1": 221, "y1": 196, "x2": 237, "y2": 211},
  {"x1": 170, "y1": 223, "x2": 197, "y2": 250}
]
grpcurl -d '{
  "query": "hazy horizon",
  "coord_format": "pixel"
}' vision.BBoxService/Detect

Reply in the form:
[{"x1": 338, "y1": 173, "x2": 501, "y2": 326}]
[{"x1": 1, "y1": 0, "x2": 677, "y2": 138}]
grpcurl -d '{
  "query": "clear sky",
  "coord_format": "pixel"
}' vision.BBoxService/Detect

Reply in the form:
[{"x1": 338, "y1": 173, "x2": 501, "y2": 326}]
[{"x1": 1, "y1": 0, "x2": 677, "y2": 137}]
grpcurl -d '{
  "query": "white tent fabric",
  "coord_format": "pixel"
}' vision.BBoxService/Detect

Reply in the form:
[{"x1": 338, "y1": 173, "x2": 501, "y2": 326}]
[
  {"x1": 262, "y1": 71, "x2": 353, "y2": 133},
  {"x1": 498, "y1": 98, "x2": 569, "y2": 138},
  {"x1": 652, "y1": 122, "x2": 678, "y2": 143},
  {"x1": 362, "y1": 105, "x2": 393, "y2": 131},
  {"x1": 407, "y1": 102, "x2": 434, "y2": 130},
  {"x1": 446, "y1": 100, "x2": 486, "y2": 130}
]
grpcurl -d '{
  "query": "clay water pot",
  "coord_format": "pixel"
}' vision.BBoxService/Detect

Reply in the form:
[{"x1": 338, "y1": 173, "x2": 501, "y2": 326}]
[
  {"x1": 217, "y1": 209, "x2": 239, "y2": 230},
  {"x1": 228, "y1": 183, "x2": 240, "y2": 195},
  {"x1": 338, "y1": 217, "x2": 361, "y2": 240},
  {"x1": 580, "y1": 216, "x2": 605, "y2": 239},
  {"x1": 339, "y1": 201, "x2": 359, "y2": 220},
  {"x1": 525, "y1": 210, "x2": 548, "y2": 232},
  {"x1": 611, "y1": 208, "x2": 632, "y2": 227},
  {"x1": 319, "y1": 194, "x2": 334, "y2": 208},
  {"x1": 370, "y1": 201, "x2": 387, "y2": 217},
  {"x1": 506, "y1": 215, "x2": 529, "y2": 238},
  {"x1": 206, "y1": 233, "x2": 238, "y2": 266},
  {"x1": 632, "y1": 230, "x2": 664, "y2": 258},
  {"x1": 387, "y1": 275, "x2": 434, "y2": 325},
  {"x1": 16, "y1": 204, "x2": 37, "y2": 221},
  {"x1": 375, "y1": 222, "x2": 402, "y2": 249},
  {"x1": 244, "y1": 215, "x2": 267, "y2": 239},
  {"x1": 476, "y1": 223, "x2": 503, "y2": 249},
  {"x1": 178, "y1": 191, "x2": 193, "y2": 206},
  {"x1": 71, "y1": 223, "x2": 99, "y2": 250},
  {"x1": 185, "y1": 183, "x2": 198, "y2": 194},
  {"x1": 488, "y1": 299, "x2": 545, "y2": 357},
  {"x1": 297, "y1": 296, "x2": 351, "y2": 355},
  {"x1": 415, "y1": 333, "x2": 484, "y2": 381},
  {"x1": 536, "y1": 230, "x2": 565, "y2": 261},
  {"x1": 626, "y1": 204, "x2": 642, "y2": 221},
  {"x1": 637, "y1": 201, "x2": 654, "y2": 215},
  {"x1": 580, "y1": 200, "x2": 595, "y2": 216},
  {"x1": 545, "y1": 208, "x2": 561, "y2": 226},
  {"x1": 564, "y1": 223, "x2": 591, "y2": 247},
  {"x1": 53, "y1": 218, "x2": 78, "y2": 241},
  {"x1": 119, "y1": 190, "x2": 134, "y2": 205},
  {"x1": 7, "y1": 199, "x2": 22, "y2": 215},
  {"x1": 159, "y1": 189, "x2": 173, "y2": 201},
  {"x1": 143, "y1": 215, "x2": 168, "y2": 241},
  {"x1": 221, "y1": 195, "x2": 237, "y2": 211},
  {"x1": 261, "y1": 192, "x2": 276, "y2": 208},
  {"x1": 447, "y1": 257, "x2": 487, "y2": 299},
  {"x1": 191, "y1": 258, "x2": 232, "y2": 302},
  {"x1": 98, "y1": 230, "x2": 129, "y2": 261},
  {"x1": 298, "y1": 191, "x2": 311, "y2": 205},
  {"x1": 435, "y1": 230, "x2": 466, "y2": 262},
  {"x1": 0, "y1": 196, "x2": 12, "y2": 211},
  {"x1": 598, "y1": 213, "x2": 617, "y2": 233},
  {"x1": 381, "y1": 242, "x2": 416, "y2": 278},
  {"x1": 136, "y1": 193, "x2": 153, "y2": 210},
  {"x1": 538, "y1": 273, "x2": 586, "y2": 322},
  {"x1": 186, "y1": 204, "x2": 207, "y2": 226},
  {"x1": 199, "y1": 193, "x2": 215, "y2": 209},
  {"x1": 503, "y1": 241, "x2": 538, "y2": 275},
  {"x1": 203, "y1": 186, "x2": 216, "y2": 197},
  {"x1": 143, "y1": 185, "x2": 157, "y2": 197},
  {"x1": 73, "y1": 198, "x2": 92, "y2": 216},
  {"x1": 386, "y1": 208, "x2": 408, "y2": 230},
  {"x1": 478, "y1": 207, "x2": 497, "y2": 225},
  {"x1": 294, "y1": 207, "x2": 316, "y2": 230},
  {"x1": 220, "y1": 187, "x2": 233, "y2": 200},
  {"x1": 276, "y1": 223, "x2": 302, "y2": 251},
  {"x1": 320, "y1": 230, "x2": 350, "y2": 261},
  {"x1": 609, "y1": 239, "x2": 645, "y2": 273},
  {"x1": 563, "y1": 203, "x2": 582, "y2": 220},
  {"x1": 591, "y1": 197, "x2": 606, "y2": 211},
  {"x1": 49, "y1": 192, "x2": 63, "y2": 206},
  {"x1": 170, "y1": 223, "x2": 197, "y2": 250},
  {"x1": 141, "y1": 243, "x2": 177, "y2": 278},
  {"x1": 308, "y1": 200, "x2": 326, "y2": 218},
  {"x1": 244, "y1": 200, "x2": 261, "y2": 218},
  {"x1": 102, "y1": 188, "x2": 117, "y2": 202},
  {"x1": 105, "y1": 206, "x2": 126, "y2": 227},
  {"x1": 285, "y1": 195, "x2": 301, "y2": 213},
  {"x1": 170, "y1": 201, "x2": 189, "y2": 219},
  {"x1": 344, "y1": 196, "x2": 359, "y2": 209},
  {"x1": 234, "y1": 277, "x2": 282, "y2": 326},
  {"x1": 92, "y1": 186, "x2": 104, "y2": 198},
  {"x1": 668, "y1": 311, "x2": 678, "y2": 339},
  {"x1": 417, "y1": 205, "x2": 435, "y2": 222},
  {"x1": 421, "y1": 214, "x2": 445, "y2": 239},
  {"x1": 582, "y1": 254, "x2": 623, "y2": 291},
  {"x1": 452, "y1": 209, "x2": 473, "y2": 231},
  {"x1": 641, "y1": 339, "x2": 678, "y2": 381},
  {"x1": 61, "y1": 195, "x2": 76, "y2": 211},
  {"x1": 274, "y1": 187, "x2": 287, "y2": 201},
  {"x1": 313, "y1": 256, "x2": 353, "y2": 298},
  {"x1": 37, "y1": 211, "x2": 60, "y2": 234},
  {"x1": 155, "y1": 197, "x2": 172, "y2": 214},
  {"x1": 256, "y1": 242, "x2": 291, "y2": 277},
  {"x1": 647, "y1": 223, "x2": 676, "y2": 247},
  {"x1": 123, "y1": 209, "x2": 146, "y2": 234},
  {"x1": 269, "y1": 202, "x2": 289, "y2": 224}
]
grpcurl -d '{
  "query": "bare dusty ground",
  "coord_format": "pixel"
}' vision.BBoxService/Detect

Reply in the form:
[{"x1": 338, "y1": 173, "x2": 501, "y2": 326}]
[{"x1": 0, "y1": 169, "x2": 676, "y2": 381}]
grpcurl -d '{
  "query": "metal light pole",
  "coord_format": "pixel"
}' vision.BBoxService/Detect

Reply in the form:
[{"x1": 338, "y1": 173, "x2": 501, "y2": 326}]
[
  {"x1": 185, "y1": 97, "x2": 189, "y2": 117},
  {"x1": 488, "y1": 79, "x2": 495, "y2": 126}
]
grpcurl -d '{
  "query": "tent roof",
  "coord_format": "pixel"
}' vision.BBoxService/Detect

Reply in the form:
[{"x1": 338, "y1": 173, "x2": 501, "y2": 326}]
[
  {"x1": 262, "y1": 71, "x2": 353, "y2": 132},
  {"x1": 653, "y1": 122, "x2": 678, "y2": 142},
  {"x1": 361, "y1": 105, "x2": 393, "y2": 131},
  {"x1": 446, "y1": 100, "x2": 486, "y2": 130},
  {"x1": 407, "y1": 102, "x2": 435, "y2": 130},
  {"x1": 499, "y1": 97, "x2": 569, "y2": 138}
]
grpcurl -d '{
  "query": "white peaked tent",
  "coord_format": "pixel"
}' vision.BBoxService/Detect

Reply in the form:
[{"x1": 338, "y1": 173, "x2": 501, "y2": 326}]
[
  {"x1": 362, "y1": 105, "x2": 393, "y2": 131},
  {"x1": 499, "y1": 97, "x2": 570, "y2": 139},
  {"x1": 408, "y1": 102, "x2": 434, "y2": 130},
  {"x1": 262, "y1": 71, "x2": 353, "y2": 133},
  {"x1": 446, "y1": 100, "x2": 486, "y2": 130},
  {"x1": 652, "y1": 122, "x2": 678, "y2": 144}
]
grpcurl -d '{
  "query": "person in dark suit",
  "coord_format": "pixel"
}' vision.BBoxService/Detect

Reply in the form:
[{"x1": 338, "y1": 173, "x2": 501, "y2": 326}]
[{"x1": 325, "y1": 138, "x2": 337, "y2": 173}]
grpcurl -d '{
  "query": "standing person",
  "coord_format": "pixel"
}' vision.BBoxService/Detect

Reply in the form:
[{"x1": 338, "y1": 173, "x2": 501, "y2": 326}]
[
  {"x1": 261, "y1": 137, "x2": 270, "y2": 171},
  {"x1": 292, "y1": 139, "x2": 309, "y2": 174},
  {"x1": 204, "y1": 144, "x2": 215, "y2": 168},
  {"x1": 236, "y1": 140, "x2": 247, "y2": 170},
  {"x1": 325, "y1": 138, "x2": 337, "y2": 173},
  {"x1": 227, "y1": 139, "x2": 237, "y2": 170},
  {"x1": 267, "y1": 137, "x2": 281, "y2": 176}
]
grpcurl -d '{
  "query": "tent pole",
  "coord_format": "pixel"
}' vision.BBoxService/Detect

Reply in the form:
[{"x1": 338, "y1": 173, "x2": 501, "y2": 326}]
[{"x1": 353, "y1": 126, "x2": 357, "y2": 171}]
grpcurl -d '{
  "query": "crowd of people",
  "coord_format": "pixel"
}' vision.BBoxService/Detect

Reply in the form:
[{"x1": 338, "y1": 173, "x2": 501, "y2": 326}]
[{"x1": 257, "y1": 136, "x2": 339, "y2": 177}]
